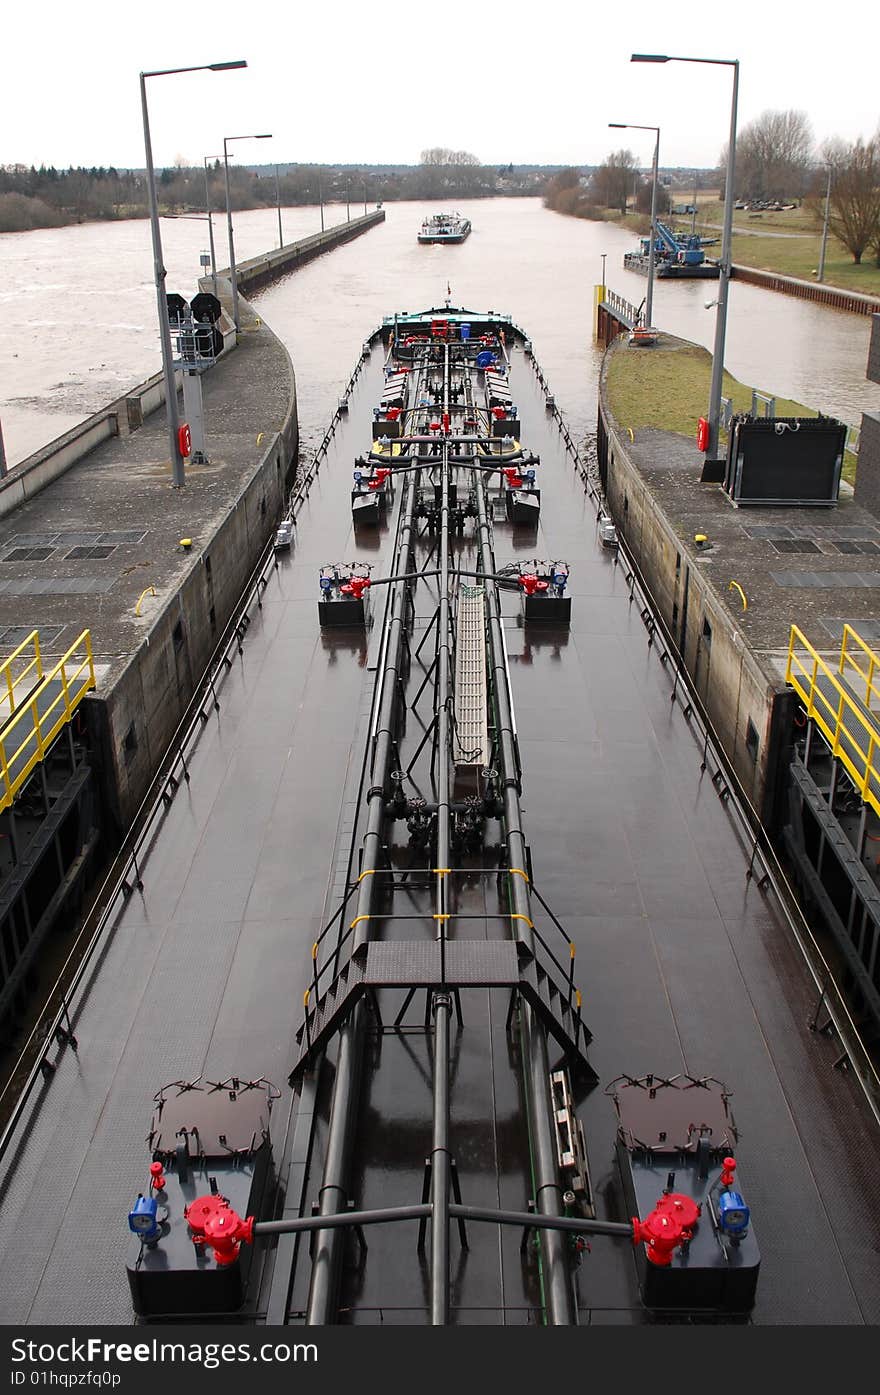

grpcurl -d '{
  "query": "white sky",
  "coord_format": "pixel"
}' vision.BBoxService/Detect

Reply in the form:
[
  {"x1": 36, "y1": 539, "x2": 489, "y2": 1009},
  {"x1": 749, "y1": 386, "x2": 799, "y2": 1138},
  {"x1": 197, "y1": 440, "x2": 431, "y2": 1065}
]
[{"x1": 4, "y1": 0, "x2": 878, "y2": 172}]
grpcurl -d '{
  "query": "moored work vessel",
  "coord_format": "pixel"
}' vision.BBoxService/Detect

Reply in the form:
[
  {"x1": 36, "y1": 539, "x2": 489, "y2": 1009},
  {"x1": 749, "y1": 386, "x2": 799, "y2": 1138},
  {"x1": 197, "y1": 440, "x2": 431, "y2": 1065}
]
[{"x1": 623, "y1": 220, "x2": 720, "y2": 279}]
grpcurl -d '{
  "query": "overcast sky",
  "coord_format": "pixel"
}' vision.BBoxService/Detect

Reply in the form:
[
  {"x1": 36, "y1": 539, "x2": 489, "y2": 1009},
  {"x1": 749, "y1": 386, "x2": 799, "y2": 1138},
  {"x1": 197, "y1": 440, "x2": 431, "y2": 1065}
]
[{"x1": 4, "y1": 1, "x2": 878, "y2": 173}]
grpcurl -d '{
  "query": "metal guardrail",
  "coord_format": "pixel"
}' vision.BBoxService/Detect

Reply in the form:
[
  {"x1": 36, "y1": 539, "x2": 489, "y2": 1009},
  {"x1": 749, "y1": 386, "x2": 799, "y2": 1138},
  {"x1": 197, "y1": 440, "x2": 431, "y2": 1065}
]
[
  {"x1": 786, "y1": 623, "x2": 880, "y2": 818},
  {"x1": 601, "y1": 289, "x2": 642, "y2": 328},
  {"x1": 0, "y1": 629, "x2": 43, "y2": 720},
  {"x1": 0, "y1": 630, "x2": 95, "y2": 813},
  {"x1": 841, "y1": 623, "x2": 880, "y2": 707}
]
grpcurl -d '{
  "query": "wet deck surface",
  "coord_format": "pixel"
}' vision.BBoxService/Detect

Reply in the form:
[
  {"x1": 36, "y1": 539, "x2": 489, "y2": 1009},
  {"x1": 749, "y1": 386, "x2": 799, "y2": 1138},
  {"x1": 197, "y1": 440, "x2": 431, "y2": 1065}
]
[{"x1": 0, "y1": 337, "x2": 878, "y2": 1325}]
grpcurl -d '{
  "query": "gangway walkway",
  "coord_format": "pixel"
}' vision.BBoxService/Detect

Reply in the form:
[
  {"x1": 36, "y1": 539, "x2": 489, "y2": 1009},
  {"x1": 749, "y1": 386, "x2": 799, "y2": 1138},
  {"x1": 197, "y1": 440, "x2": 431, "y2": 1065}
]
[{"x1": 0, "y1": 339, "x2": 877, "y2": 1325}]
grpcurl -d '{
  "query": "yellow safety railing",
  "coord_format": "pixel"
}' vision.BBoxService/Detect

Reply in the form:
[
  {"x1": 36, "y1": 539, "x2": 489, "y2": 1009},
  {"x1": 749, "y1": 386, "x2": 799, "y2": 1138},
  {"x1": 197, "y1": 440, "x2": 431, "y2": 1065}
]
[
  {"x1": 840, "y1": 624, "x2": 880, "y2": 714},
  {"x1": 786, "y1": 624, "x2": 880, "y2": 818},
  {"x1": 0, "y1": 630, "x2": 96, "y2": 814},
  {"x1": 0, "y1": 630, "x2": 43, "y2": 721}
]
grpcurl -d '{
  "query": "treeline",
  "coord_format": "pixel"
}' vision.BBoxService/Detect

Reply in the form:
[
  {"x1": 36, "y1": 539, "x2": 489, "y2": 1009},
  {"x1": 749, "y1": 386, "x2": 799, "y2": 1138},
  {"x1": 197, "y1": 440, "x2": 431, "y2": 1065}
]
[{"x1": 0, "y1": 150, "x2": 551, "y2": 233}]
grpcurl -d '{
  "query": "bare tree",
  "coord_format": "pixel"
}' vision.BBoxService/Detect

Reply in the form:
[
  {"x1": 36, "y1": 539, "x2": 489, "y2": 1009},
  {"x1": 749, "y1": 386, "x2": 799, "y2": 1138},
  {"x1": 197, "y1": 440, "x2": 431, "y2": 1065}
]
[
  {"x1": 817, "y1": 136, "x2": 880, "y2": 264},
  {"x1": 419, "y1": 148, "x2": 480, "y2": 167},
  {"x1": 591, "y1": 149, "x2": 637, "y2": 214},
  {"x1": 720, "y1": 109, "x2": 813, "y2": 201}
]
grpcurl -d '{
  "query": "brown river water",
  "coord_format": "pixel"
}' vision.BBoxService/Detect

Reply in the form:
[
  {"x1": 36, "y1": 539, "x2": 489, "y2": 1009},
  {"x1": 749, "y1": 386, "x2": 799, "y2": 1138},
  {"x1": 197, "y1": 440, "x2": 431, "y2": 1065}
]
[{"x1": 1, "y1": 197, "x2": 877, "y2": 467}]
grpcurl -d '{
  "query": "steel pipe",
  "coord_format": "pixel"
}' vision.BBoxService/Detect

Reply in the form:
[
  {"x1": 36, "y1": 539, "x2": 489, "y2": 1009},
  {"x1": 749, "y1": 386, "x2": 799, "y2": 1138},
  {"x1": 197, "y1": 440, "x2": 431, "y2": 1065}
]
[
  {"x1": 305, "y1": 475, "x2": 417, "y2": 1324},
  {"x1": 474, "y1": 477, "x2": 577, "y2": 1325}
]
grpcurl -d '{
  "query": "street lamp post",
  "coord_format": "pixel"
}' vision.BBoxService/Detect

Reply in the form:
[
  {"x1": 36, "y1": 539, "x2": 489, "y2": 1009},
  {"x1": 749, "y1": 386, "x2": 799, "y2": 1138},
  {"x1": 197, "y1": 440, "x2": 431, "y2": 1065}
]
[
  {"x1": 203, "y1": 156, "x2": 220, "y2": 295},
  {"x1": 632, "y1": 53, "x2": 739, "y2": 463},
  {"x1": 318, "y1": 170, "x2": 324, "y2": 232},
  {"x1": 346, "y1": 181, "x2": 351, "y2": 222},
  {"x1": 610, "y1": 122, "x2": 660, "y2": 327},
  {"x1": 601, "y1": 252, "x2": 607, "y2": 288},
  {"x1": 818, "y1": 165, "x2": 832, "y2": 282},
  {"x1": 141, "y1": 61, "x2": 246, "y2": 487},
  {"x1": 223, "y1": 132, "x2": 272, "y2": 333},
  {"x1": 274, "y1": 163, "x2": 284, "y2": 249}
]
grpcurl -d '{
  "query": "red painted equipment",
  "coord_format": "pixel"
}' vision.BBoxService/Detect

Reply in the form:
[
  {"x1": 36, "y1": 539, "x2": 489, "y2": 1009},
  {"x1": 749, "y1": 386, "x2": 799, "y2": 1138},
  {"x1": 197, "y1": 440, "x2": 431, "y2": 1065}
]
[
  {"x1": 492, "y1": 407, "x2": 506, "y2": 421},
  {"x1": 519, "y1": 575, "x2": 549, "y2": 597},
  {"x1": 178, "y1": 423, "x2": 192, "y2": 458},
  {"x1": 720, "y1": 1156, "x2": 737, "y2": 1187},
  {"x1": 368, "y1": 469, "x2": 390, "y2": 491},
  {"x1": 442, "y1": 412, "x2": 450, "y2": 434},
  {"x1": 632, "y1": 1192, "x2": 700, "y2": 1266},
  {"x1": 503, "y1": 468, "x2": 523, "y2": 487},
  {"x1": 386, "y1": 407, "x2": 401, "y2": 421},
  {"x1": 186, "y1": 1195, "x2": 253, "y2": 1267},
  {"x1": 696, "y1": 416, "x2": 709, "y2": 452},
  {"x1": 345, "y1": 575, "x2": 371, "y2": 600},
  {"x1": 149, "y1": 1161, "x2": 166, "y2": 1192}
]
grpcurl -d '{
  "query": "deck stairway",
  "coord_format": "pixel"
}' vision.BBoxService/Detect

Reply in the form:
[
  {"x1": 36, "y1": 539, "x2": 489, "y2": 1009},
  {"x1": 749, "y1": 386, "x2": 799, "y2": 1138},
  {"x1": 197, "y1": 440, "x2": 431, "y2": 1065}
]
[{"x1": 289, "y1": 937, "x2": 595, "y2": 1085}]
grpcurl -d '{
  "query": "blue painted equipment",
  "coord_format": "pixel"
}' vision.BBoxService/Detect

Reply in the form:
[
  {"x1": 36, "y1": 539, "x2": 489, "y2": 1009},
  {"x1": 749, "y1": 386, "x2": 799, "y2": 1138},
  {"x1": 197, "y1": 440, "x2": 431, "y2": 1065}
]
[
  {"x1": 476, "y1": 350, "x2": 495, "y2": 368},
  {"x1": 718, "y1": 1190, "x2": 751, "y2": 1238},
  {"x1": 128, "y1": 1194, "x2": 160, "y2": 1242}
]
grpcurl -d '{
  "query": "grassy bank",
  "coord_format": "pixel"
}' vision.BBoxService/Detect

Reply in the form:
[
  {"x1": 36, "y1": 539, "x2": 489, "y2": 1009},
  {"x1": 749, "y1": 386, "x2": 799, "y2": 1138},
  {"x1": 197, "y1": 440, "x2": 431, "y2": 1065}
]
[{"x1": 605, "y1": 336, "x2": 858, "y2": 483}]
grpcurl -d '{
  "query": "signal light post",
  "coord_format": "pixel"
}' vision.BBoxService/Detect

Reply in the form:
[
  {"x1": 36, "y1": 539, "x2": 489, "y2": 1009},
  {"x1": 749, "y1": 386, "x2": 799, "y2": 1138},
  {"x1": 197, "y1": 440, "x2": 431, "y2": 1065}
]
[{"x1": 140, "y1": 60, "x2": 247, "y2": 488}]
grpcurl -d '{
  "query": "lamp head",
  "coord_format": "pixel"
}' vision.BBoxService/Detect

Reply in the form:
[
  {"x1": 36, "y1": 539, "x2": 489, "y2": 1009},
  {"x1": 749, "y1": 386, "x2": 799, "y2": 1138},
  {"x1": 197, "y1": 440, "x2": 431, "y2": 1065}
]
[
  {"x1": 209, "y1": 60, "x2": 247, "y2": 70},
  {"x1": 631, "y1": 53, "x2": 669, "y2": 62}
]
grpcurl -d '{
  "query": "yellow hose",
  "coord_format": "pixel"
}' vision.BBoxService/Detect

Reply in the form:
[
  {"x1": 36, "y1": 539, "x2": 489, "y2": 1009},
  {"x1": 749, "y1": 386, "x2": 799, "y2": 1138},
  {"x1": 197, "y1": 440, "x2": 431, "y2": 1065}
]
[{"x1": 134, "y1": 586, "x2": 156, "y2": 617}]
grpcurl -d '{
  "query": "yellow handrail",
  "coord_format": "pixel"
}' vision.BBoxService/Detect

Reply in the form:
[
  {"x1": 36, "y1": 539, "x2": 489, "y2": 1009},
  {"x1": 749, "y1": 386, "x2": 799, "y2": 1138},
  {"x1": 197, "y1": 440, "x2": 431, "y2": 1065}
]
[
  {"x1": 786, "y1": 624, "x2": 880, "y2": 817},
  {"x1": 0, "y1": 629, "x2": 43, "y2": 720},
  {"x1": 0, "y1": 630, "x2": 96, "y2": 813},
  {"x1": 840, "y1": 624, "x2": 880, "y2": 712}
]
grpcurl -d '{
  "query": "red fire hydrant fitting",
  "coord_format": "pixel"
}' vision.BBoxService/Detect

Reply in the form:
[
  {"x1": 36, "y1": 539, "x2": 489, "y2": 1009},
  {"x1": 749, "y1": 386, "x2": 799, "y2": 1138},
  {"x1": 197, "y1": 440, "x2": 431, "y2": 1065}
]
[
  {"x1": 149, "y1": 1161, "x2": 166, "y2": 1192},
  {"x1": 632, "y1": 1192, "x2": 700, "y2": 1266},
  {"x1": 186, "y1": 1195, "x2": 254, "y2": 1266}
]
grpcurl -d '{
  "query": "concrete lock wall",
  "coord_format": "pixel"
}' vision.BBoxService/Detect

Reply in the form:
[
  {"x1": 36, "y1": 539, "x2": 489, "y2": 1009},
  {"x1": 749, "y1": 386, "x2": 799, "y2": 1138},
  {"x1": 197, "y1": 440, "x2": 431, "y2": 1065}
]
[
  {"x1": 598, "y1": 403, "x2": 785, "y2": 823},
  {"x1": 98, "y1": 405, "x2": 296, "y2": 832}
]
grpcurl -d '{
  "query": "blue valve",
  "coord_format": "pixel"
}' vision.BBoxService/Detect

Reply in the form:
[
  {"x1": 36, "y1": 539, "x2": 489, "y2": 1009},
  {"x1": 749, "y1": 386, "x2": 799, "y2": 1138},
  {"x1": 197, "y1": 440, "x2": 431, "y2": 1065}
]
[
  {"x1": 128, "y1": 1194, "x2": 160, "y2": 1242},
  {"x1": 319, "y1": 575, "x2": 333, "y2": 593},
  {"x1": 717, "y1": 1189, "x2": 750, "y2": 1238},
  {"x1": 553, "y1": 570, "x2": 567, "y2": 591}
]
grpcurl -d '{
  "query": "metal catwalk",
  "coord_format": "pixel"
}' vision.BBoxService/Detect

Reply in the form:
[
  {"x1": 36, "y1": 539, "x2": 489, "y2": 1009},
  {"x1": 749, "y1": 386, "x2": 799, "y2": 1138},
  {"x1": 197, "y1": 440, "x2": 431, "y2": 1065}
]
[{"x1": 0, "y1": 317, "x2": 878, "y2": 1326}]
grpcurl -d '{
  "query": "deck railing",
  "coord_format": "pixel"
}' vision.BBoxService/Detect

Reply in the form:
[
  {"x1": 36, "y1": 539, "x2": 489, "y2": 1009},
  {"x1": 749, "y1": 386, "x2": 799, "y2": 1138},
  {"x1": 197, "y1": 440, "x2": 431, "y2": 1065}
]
[
  {"x1": 0, "y1": 629, "x2": 43, "y2": 722},
  {"x1": 0, "y1": 630, "x2": 95, "y2": 813},
  {"x1": 786, "y1": 623, "x2": 880, "y2": 817}
]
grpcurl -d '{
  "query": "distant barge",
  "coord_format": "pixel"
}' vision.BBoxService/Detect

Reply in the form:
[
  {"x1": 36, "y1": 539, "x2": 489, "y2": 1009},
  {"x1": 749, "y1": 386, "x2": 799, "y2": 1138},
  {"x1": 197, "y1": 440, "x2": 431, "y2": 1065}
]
[{"x1": 418, "y1": 212, "x2": 471, "y2": 243}]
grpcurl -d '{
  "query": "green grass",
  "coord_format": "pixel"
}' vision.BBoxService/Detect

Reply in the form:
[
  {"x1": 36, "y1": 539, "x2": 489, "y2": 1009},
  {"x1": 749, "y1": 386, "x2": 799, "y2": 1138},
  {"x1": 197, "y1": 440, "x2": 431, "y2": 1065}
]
[{"x1": 605, "y1": 337, "x2": 858, "y2": 483}]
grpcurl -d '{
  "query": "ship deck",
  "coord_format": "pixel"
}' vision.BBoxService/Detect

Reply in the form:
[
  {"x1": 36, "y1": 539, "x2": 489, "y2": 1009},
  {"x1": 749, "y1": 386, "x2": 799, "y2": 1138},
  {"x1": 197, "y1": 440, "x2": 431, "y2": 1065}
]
[{"x1": 0, "y1": 331, "x2": 878, "y2": 1325}]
